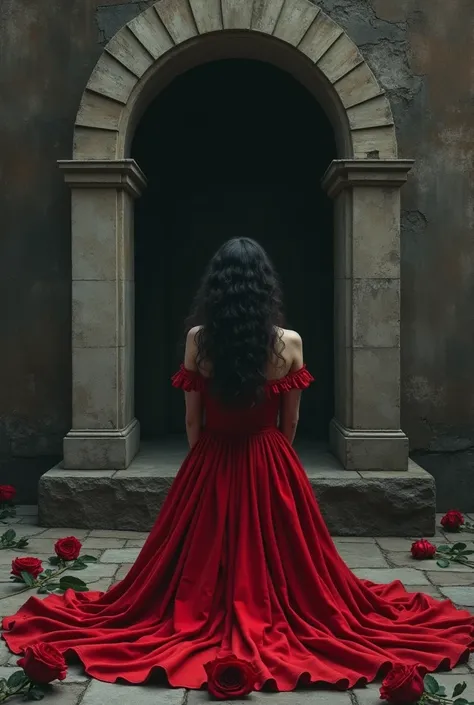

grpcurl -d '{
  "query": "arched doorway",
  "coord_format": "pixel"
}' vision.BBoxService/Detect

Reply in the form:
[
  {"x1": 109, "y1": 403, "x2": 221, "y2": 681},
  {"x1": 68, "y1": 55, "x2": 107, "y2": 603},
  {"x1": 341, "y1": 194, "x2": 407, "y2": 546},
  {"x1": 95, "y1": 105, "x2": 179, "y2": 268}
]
[
  {"x1": 132, "y1": 58, "x2": 336, "y2": 440},
  {"x1": 55, "y1": 0, "x2": 414, "y2": 478}
]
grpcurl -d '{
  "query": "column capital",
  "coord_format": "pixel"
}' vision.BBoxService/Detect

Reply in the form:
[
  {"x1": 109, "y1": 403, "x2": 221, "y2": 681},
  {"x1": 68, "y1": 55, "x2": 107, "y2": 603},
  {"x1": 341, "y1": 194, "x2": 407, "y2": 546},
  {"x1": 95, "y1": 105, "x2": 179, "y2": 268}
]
[
  {"x1": 58, "y1": 159, "x2": 147, "y2": 198},
  {"x1": 322, "y1": 159, "x2": 414, "y2": 198}
]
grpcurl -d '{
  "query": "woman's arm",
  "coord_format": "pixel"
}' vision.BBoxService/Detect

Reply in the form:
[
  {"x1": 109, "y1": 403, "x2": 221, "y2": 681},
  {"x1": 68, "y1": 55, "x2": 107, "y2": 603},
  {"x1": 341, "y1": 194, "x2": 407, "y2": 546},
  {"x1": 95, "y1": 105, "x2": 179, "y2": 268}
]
[
  {"x1": 279, "y1": 331, "x2": 304, "y2": 445},
  {"x1": 183, "y1": 327, "x2": 203, "y2": 449}
]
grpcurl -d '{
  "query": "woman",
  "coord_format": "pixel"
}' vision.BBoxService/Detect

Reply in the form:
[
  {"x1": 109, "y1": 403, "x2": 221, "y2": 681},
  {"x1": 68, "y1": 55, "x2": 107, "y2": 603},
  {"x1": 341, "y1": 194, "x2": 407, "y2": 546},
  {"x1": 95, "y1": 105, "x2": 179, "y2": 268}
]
[{"x1": 2, "y1": 238, "x2": 473, "y2": 692}]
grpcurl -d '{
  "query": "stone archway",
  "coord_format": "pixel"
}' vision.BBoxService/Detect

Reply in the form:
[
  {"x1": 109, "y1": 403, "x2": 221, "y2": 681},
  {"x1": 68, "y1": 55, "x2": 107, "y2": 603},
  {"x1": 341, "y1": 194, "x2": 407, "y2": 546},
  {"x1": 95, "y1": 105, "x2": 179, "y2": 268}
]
[{"x1": 58, "y1": 0, "x2": 414, "y2": 475}]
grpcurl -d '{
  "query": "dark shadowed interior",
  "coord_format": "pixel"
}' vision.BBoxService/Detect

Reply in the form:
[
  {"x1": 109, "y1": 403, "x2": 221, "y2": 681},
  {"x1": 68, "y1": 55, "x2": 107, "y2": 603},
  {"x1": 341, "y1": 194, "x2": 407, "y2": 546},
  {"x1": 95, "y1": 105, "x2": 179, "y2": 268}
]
[{"x1": 132, "y1": 58, "x2": 336, "y2": 440}]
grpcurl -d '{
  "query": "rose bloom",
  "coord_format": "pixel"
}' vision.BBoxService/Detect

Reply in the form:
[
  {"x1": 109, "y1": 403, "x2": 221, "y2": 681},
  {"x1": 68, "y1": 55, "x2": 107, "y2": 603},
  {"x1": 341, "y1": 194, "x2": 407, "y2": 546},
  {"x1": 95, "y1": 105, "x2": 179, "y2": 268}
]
[
  {"x1": 0, "y1": 484, "x2": 16, "y2": 502},
  {"x1": 204, "y1": 655, "x2": 260, "y2": 699},
  {"x1": 54, "y1": 536, "x2": 82, "y2": 562},
  {"x1": 11, "y1": 557, "x2": 43, "y2": 580},
  {"x1": 18, "y1": 643, "x2": 67, "y2": 684},
  {"x1": 380, "y1": 664, "x2": 425, "y2": 704},
  {"x1": 411, "y1": 539, "x2": 436, "y2": 560},
  {"x1": 441, "y1": 510, "x2": 464, "y2": 532}
]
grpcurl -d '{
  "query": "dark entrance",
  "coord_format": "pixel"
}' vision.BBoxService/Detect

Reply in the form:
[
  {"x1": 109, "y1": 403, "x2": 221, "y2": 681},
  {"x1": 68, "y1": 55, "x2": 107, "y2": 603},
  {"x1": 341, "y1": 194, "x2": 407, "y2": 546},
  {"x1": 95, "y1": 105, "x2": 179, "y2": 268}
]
[{"x1": 133, "y1": 59, "x2": 336, "y2": 440}]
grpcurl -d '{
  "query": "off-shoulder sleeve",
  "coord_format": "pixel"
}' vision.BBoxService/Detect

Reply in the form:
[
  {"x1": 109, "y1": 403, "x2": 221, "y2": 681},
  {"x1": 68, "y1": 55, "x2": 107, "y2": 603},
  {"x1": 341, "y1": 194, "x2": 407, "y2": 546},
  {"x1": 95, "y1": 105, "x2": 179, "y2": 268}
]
[
  {"x1": 171, "y1": 365, "x2": 205, "y2": 392},
  {"x1": 266, "y1": 365, "x2": 314, "y2": 396}
]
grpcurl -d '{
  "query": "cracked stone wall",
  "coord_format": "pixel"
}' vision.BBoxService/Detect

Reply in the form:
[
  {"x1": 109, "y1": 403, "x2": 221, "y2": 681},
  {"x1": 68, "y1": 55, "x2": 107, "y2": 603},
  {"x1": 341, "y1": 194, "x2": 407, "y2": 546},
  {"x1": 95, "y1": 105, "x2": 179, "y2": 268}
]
[{"x1": 1, "y1": 0, "x2": 473, "y2": 505}]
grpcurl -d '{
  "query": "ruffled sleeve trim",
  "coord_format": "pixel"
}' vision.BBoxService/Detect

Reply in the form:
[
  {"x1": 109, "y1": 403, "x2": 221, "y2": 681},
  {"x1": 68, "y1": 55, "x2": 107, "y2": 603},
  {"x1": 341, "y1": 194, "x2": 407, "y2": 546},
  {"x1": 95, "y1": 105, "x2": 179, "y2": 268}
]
[
  {"x1": 171, "y1": 365, "x2": 206, "y2": 392},
  {"x1": 266, "y1": 365, "x2": 314, "y2": 396}
]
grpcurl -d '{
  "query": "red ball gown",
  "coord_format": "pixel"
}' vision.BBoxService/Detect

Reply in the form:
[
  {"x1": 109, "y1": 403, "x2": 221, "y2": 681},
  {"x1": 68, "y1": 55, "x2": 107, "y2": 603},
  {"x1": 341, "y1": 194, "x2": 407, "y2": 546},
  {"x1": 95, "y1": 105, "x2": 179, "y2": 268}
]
[{"x1": 2, "y1": 366, "x2": 473, "y2": 690}]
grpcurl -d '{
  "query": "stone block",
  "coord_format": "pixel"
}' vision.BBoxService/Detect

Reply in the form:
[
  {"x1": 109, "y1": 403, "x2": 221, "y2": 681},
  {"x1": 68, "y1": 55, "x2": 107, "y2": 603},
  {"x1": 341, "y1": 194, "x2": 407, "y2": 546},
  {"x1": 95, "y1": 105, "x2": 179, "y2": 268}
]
[
  {"x1": 100, "y1": 548, "x2": 141, "y2": 563},
  {"x1": 388, "y1": 553, "x2": 473, "y2": 572},
  {"x1": 330, "y1": 420, "x2": 409, "y2": 471},
  {"x1": 352, "y1": 568, "x2": 430, "y2": 585},
  {"x1": 70, "y1": 347, "x2": 135, "y2": 431},
  {"x1": 71, "y1": 188, "x2": 134, "y2": 282},
  {"x1": 38, "y1": 444, "x2": 435, "y2": 536},
  {"x1": 73, "y1": 127, "x2": 118, "y2": 161},
  {"x1": 0, "y1": 674, "x2": 85, "y2": 705},
  {"x1": 335, "y1": 62, "x2": 383, "y2": 109},
  {"x1": 221, "y1": 0, "x2": 253, "y2": 29},
  {"x1": 251, "y1": 0, "x2": 285, "y2": 33},
  {"x1": 353, "y1": 347, "x2": 400, "y2": 429},
  {"x1": 352, "y1": 186, "x2": 400, "y2": 278},
  {"x1": 333, "y1": 340, "x2": 351, "y2": 428},
  {"x1": 81, "y1": 679, "x2": 185, "y2": 705},
  {"x1": 76, "y1": 91, "x2": 123, "y2": 130},
  {"x1": 337, "y1": 543, "x2": 388, "y2": 568},
  {"x1": 352, "y1": 125, "x2": 398, "y2": 159},
  {"x1": 273, "y1": 0, "x2": 320, "y2": 46},
  {"x1": 128, "y1": 7, "x2": 174, "y2": 58},
  {"x1": 87, "y1": 52, "x2": 137, "y2": 105},
  {"x1": 352, "y1": 279, "x2": 400, "y2": 348},
  {"x1": 317, "y1": 33, "x2": 363, "y2": 84},
  {"x1": 298, "y1": 11, "x2": 342, "y2": 63},
  {"x1": 106, "y1": 27, "x2": 154, "y2": 78},
  {"x1": 347, "y1": 94, "x2": 393, "y2": 130},
  {"x1": 438, "y1": 587, "x2": 474, "y2": 606},
  {"x1": 333, "y1": 190, "x2": 352, "y2": 279},
  {"x1": 72, "y1": 280, "x2": 132, "y2": 348},
  {"x1": 426, "y1": 571, "x2": 474, "y2": 586},
  {"x1": 189, "y1": 690, "x2": 351, "y2": 705},
  {"x1": 155, "y1": 0, "x2": 197, "y2": 44},
  {"x1": 189, "y1": 0, "x2": 222, "y2": 33}
]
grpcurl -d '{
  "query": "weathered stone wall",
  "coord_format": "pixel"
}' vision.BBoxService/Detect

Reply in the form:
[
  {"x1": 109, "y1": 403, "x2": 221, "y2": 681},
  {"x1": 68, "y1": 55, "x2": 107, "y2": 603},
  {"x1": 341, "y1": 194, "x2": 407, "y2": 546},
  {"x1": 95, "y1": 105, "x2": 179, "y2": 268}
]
[{"x1": 1, "y1": 0, "x2": 473, "y2": 504}]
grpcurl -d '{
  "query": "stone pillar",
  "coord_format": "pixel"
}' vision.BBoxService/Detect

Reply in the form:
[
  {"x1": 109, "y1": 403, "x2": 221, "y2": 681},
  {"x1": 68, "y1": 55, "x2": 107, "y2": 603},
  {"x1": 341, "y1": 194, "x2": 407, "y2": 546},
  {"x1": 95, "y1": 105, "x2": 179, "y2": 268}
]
[
  {"x1": 322, "y1": 159, "x2": 413, "y2": 471},
  {"x1": 58, "y1": 159, "x2": 146, "y2": 469}
]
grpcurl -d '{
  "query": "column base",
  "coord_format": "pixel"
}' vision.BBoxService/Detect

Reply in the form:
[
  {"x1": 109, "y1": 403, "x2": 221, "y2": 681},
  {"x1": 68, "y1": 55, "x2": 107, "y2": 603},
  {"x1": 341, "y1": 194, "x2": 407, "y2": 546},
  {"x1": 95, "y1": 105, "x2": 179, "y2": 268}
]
[
  {"x1": 330, "y1": 419, "x2": 408, "y2": 471},
  {"x1": 63, "y1": 418, "x2": 140, "y2": 470}
]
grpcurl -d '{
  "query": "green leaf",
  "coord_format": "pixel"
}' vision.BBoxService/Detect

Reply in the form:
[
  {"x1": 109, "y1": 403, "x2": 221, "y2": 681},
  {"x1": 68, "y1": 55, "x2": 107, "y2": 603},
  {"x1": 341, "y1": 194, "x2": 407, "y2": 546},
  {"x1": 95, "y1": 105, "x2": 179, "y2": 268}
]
[
  {"x1": 436, "y1": 544, "x2": 451, "y2": 553},
  {"x1": 454, "y1": 699, "x2": 469, "y2": 705},
  {"x1": 41, "y1": 582, "x2": 61, "y2": 593},
  {"x1": 70, "y1": 559, "x2": 87, "y2": 570},
  {"x1": 48, "y1": 556, "x2": 60, "y2": 566},
  {"x1": 452, "y1": 542, "x2": 468, "y2": 552},
  {"x1": 7, "y1": 670, "x2": 29, "y2": 689},
  {"x1": 437, "y1": 686, "x2": 447, "y2": 697},
  {"x1": 424, "y1": 674, "x2": 440, "y2": 695},
  {"x1": 81, "y1": 555, "x2": 97, "y2": 563},
  {"x1": 453, "y1": 683, "x2": 467, "y2": 698},
  {"x1": 16, "y1": 537, "x2": 29, "y2": 548},
  {"x1": 59, "y1": 575, "x2": 88, "y2": 591},
  {"x1": 2, "y1": 528, "x2": 15, "y2": 543},
  {"x1": 458, "y1": 550, "x2": 474, "y2": 556},
  {"x1": 436, "y1": 558, "x2": 450, "y2": 568},
  {"x1": 27, "y1": 685, "x2": 45, "y2": 701},
  {"x1": 20, "y1": 571, "x2": 36, "y2": 587},
  {"x1": 0, "y1": 677, "x2": 8, "y2": 694}
]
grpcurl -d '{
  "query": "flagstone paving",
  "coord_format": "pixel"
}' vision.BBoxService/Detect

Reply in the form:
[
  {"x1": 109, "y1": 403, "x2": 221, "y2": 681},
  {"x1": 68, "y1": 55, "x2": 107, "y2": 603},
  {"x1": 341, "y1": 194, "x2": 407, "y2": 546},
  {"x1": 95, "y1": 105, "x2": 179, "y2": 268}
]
[{"x1": 0, "y1": 509, "x2": 472, "y2": 704}]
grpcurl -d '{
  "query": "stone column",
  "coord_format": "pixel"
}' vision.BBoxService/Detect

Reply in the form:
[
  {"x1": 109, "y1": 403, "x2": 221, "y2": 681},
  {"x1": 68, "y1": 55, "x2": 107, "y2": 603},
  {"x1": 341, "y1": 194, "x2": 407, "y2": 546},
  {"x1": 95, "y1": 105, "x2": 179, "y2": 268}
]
[
  {"x1": 322, "y1": 159, "x2": 413, "y2": 471},
  {"x1": 58, "y1": 159, "x2": 146, "y2": 470}
]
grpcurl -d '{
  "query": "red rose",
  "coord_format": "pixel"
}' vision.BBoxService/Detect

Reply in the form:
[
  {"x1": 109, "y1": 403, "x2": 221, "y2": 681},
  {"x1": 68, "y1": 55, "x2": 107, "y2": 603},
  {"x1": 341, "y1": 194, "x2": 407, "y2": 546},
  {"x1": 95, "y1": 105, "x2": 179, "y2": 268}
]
[
  {"x1": 0, "y1": 484, "x2": 16, "y2": 502},
  {"x1": 11, "y1": 557, "x2": 43, "y2": 580},
  {"x1": 380, "y1": 664, "x2": 425, "y2": 704},
  {"x1": 441, "y1": 510, "x2": 464, "y2": 532},
  {"x1": 18, "y1": 643, "x2": 67, "y2": 684},
  {"x1": 54, "y1": 536, "x2": 82, "y2": 562},
  {"x1": 204, "y1": 655, "x2": 260, "y2": 699},
  {"x1": 411, "y1": 539, "x2": 436, "y2": 560}
]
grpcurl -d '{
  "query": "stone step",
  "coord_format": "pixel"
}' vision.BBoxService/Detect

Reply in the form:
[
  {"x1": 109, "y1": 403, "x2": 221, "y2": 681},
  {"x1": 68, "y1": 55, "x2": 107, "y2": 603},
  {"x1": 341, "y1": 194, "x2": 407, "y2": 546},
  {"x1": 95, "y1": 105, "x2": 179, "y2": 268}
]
[{"x1": 38, "y1": 439, "x2": 435, "y2": 537}]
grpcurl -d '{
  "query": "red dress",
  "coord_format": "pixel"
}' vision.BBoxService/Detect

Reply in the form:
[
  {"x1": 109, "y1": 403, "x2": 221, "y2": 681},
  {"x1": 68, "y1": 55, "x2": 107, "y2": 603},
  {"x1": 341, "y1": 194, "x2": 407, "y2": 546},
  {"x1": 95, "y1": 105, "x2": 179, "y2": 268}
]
[{"x1": 2, "y1": 366, "x2": 473, "y2": 690}]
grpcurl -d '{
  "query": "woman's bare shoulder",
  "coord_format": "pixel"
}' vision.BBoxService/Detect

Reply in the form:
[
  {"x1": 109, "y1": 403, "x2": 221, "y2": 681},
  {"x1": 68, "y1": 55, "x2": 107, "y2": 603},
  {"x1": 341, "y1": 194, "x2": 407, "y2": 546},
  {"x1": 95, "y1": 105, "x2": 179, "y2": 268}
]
[{"x1": 277, "y1": 327, "x2": 303, "y2": 349}]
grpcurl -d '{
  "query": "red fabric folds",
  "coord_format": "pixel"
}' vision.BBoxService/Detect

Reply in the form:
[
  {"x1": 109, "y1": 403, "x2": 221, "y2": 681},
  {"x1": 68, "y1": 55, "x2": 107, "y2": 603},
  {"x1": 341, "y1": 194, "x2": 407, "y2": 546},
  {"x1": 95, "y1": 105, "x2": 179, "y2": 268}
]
[{"x1": 2, "y1": 365, "x2": 473, "y2": 691}]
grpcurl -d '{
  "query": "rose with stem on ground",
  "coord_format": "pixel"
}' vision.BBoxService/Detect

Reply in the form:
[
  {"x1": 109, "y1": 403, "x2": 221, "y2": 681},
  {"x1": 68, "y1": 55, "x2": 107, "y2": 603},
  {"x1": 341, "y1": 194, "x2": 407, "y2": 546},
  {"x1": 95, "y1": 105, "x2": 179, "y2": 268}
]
[
  {"x1": 441, "y1": 510, "x2": 474, "y2": 533},
  {"x1": 0, "y1": 485, "x2": 28, "y2": 549},
  {"x1": 411, "y1": 538, "x2": 474, "y2": 569},
  {"x1": 0, "y1": 485, "x2": 17, "y2": 524},
  {"x1": 1, "y1": 536, "x2": 98, "y2": 600},
  {"x1": 0, "y1": 642, "x2": 67, "y2": 702},
  {"x1": 204, "y1": 655, "x2": 261, "y2": 700},
  {"x1": 380, "y1": 665, "x2": 474, "y2": 705}
]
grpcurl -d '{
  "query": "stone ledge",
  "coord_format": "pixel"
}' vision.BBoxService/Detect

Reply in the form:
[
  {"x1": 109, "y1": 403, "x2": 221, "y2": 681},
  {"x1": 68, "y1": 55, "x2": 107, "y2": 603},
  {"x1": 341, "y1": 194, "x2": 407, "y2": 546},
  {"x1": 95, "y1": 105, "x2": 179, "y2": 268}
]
[{"x1": 38, "y1": 443, "x2": 435, "y2": 536}]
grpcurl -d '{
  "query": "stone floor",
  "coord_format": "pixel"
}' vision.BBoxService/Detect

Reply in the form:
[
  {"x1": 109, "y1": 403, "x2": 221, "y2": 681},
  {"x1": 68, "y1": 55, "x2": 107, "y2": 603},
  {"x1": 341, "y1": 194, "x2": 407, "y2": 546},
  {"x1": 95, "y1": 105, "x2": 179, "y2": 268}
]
[{"x1": 0, "y1": 507, "x2": 473, "y2": 704}]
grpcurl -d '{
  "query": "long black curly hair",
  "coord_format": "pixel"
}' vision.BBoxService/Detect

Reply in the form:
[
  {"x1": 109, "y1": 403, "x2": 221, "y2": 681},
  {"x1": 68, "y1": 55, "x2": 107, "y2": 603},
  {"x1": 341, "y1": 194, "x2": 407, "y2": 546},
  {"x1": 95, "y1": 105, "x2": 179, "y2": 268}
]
[{"x1": 186, "y1": 238, "x2": 285, "y2": 406}]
